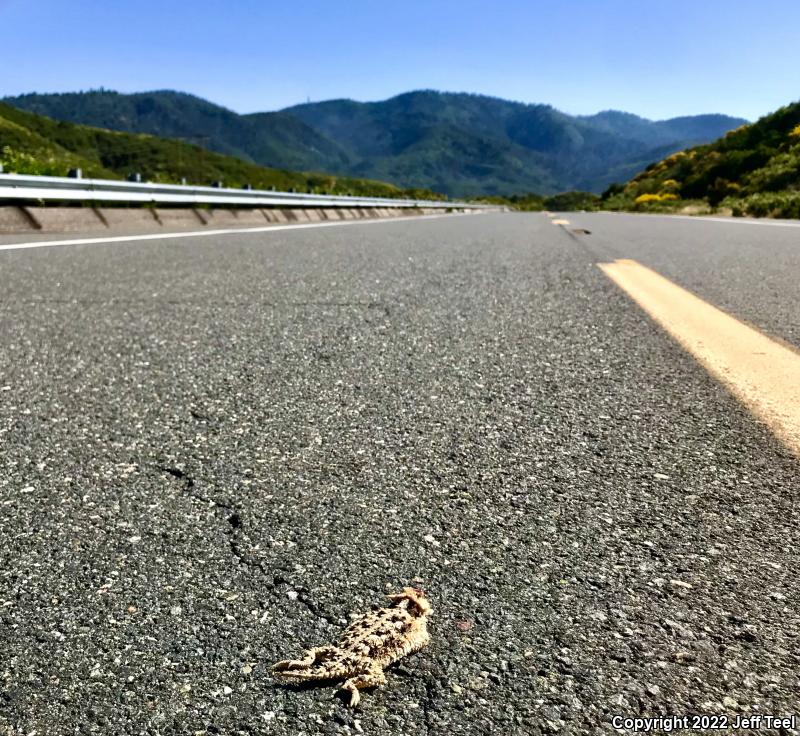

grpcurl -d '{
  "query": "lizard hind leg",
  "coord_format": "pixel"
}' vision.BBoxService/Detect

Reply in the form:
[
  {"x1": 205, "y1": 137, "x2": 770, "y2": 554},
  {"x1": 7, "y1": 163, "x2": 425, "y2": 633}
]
[
  {"x1": 273, "y1": 645, "x2": 340, "y2": 672},
  {"x1": 339, "y1": 669, "x2": 387, "y2": 708}
]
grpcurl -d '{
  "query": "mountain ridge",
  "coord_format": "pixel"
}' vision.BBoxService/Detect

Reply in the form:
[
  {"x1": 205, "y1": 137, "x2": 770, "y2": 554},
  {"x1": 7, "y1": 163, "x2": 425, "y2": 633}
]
[{"x1": 3, "y1": 89, "x2": 747, "y2": 196}]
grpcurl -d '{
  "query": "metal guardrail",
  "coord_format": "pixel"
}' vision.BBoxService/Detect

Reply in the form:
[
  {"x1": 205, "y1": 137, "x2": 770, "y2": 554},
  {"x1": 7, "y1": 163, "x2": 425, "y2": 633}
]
[{"x1": 0, "y1": 173, "x2": 488, "y2": 209}]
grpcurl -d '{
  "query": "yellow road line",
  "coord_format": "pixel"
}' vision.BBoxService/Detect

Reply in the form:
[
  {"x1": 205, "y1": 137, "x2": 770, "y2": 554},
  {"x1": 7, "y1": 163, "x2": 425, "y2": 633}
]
[
  {"x1": 551, "y1": 219, "x2": 570, "y2": 226},
  {"x1": 598, "y1": 258, "x2": 800, "y2": 455}
]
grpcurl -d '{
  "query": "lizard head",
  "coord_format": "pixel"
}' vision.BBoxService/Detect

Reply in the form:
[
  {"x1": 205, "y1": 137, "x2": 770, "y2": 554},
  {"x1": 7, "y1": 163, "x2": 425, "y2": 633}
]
[{"x1": 387, "y1": 587, "x2": 432, "y2": 617}]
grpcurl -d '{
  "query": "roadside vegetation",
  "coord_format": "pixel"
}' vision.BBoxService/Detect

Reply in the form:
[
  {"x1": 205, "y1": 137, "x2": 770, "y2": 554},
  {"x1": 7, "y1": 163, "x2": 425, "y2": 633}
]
[
  {"x1": 473, "y1": 190, "x2": 600, "y2": 211},
  {"x1": 0, "y1": 102, "x2": 446, "y2": 200},
  {"x1": 600, "y1": 100, "x2": 800, "y2": 218}
]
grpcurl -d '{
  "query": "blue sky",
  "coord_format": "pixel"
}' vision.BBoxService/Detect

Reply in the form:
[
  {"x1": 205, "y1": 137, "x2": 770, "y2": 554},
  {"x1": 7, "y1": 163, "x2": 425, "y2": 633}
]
[{"x1": 2, "y1": 0, "x2": 798, "y2": 121}]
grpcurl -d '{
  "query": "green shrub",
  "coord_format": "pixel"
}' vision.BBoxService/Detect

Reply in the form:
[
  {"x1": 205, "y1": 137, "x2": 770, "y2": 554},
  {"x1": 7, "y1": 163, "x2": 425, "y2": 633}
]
[
  {"x1": 543, "y1": 190, "x2": 600, "y2": 211},
  {"x1": 724, "y1": 191, "x2": 800, "y2": 218}
]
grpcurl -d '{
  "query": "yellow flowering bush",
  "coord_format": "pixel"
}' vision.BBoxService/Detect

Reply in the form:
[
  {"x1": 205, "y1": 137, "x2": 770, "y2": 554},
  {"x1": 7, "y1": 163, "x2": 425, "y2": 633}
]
[
  {"x1": 635, "y1": 192, "x2": 679, "y2": 204},
  {"x1": 0, "y1": 146, "x2": 49, "y2": 174},
  {"x1": 723, "y1": 124, "x2": 751, "y2": 139},
  {"x1": 663, "y1": 152, "x2": 687, "y2": 166},
  {"x1": 790, "y1": 124, "x2": 800, "y2": 139}
]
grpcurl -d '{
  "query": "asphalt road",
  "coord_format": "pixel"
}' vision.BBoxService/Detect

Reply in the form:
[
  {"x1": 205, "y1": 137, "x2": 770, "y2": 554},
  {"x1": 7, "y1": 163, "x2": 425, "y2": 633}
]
[{"x1": 1, "y1": 212, "x2": 798, "y2": 735}]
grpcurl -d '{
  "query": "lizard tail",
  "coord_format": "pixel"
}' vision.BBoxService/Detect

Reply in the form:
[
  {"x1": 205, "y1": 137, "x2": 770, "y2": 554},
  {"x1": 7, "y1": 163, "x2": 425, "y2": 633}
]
[{"x1": 272, "y1": 664, "x2": 339, "y2": 681}]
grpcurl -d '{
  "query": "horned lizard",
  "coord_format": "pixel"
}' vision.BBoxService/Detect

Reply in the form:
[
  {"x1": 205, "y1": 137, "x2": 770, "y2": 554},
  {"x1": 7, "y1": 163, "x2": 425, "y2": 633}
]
[{"x1": 272, "y1": 587, "x2": 432, "y2": 707}]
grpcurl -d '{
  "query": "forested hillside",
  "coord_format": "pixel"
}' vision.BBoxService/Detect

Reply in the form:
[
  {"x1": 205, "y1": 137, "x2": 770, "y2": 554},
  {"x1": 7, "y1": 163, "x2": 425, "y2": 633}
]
[
  {"x1": 0, "y1": 102, "x2": 441, "y2": 199},
  {"x1": 603, "y1": 100, "x2": 800, "y2": 218}
]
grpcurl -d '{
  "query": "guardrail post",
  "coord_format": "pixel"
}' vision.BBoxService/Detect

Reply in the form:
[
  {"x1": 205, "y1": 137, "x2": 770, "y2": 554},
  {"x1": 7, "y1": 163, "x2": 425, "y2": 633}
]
[
  {"x1": 68, "y1": 168, "x2": 83, "y2": 179},
  {"x1": 128, "y1": 173, "x2": 142, "y2": 183}
]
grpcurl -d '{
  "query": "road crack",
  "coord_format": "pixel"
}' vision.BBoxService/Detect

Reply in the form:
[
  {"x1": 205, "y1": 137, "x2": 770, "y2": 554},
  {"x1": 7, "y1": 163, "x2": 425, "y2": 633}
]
[
  {"x1": 159, "y1": 465, "x2": 339, "y2": 625},
  {"x1": 421, "y1": 677, "x2": 437, "y2": 735}
]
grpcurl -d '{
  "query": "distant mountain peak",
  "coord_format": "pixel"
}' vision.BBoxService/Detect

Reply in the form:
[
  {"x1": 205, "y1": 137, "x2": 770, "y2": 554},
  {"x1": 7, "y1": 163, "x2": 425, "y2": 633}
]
[{"x1": 583, "y1": 109, "x2": 650, "y2": 121}]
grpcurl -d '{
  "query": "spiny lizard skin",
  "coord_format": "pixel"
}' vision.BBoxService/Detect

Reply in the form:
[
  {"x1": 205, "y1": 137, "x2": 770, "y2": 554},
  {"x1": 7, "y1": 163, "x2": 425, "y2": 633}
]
[{"x1": 272, "y1": 587, "x2": 432, "y2": 707}]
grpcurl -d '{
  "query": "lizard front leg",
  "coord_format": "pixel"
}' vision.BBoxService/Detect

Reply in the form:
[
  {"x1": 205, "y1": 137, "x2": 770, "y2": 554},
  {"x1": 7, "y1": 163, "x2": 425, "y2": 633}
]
[
  {"x1": 273, "y1": 645, "x2": 340, "y2": 672},
  {"x1": 339, "y1": 668, "x2": 387, "y2": 707}
]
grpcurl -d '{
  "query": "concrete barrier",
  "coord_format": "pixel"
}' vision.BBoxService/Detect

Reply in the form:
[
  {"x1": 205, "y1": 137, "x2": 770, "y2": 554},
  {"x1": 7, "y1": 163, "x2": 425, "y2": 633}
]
[
  {"x1": 202, "y1": 209, "x2": 237, "y2": 226},
  {"x1": 0, "y1": 204, "x2": 467, "y2": 236},
  {"x1": 203, "y1": 209, "x2": 270, "y2": 226},
  {"x1": 264, "y1": 209, "x2": 288, "y2": 223},
  {"x1": 97, "y1": 208, "x2": 160, "y2": 230},
  {"x1": 155, "y1": 209, "x2": 207, "y2": 228},
  {"x1": 230, "y1": 209, "x2": 270, "y2": 225},
  {"x1": 31, "y1": 207, "x2": 107, "y2": 232},
  {"x1": 0, "y1": 206, "x2": 40, "y2": 233}
]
